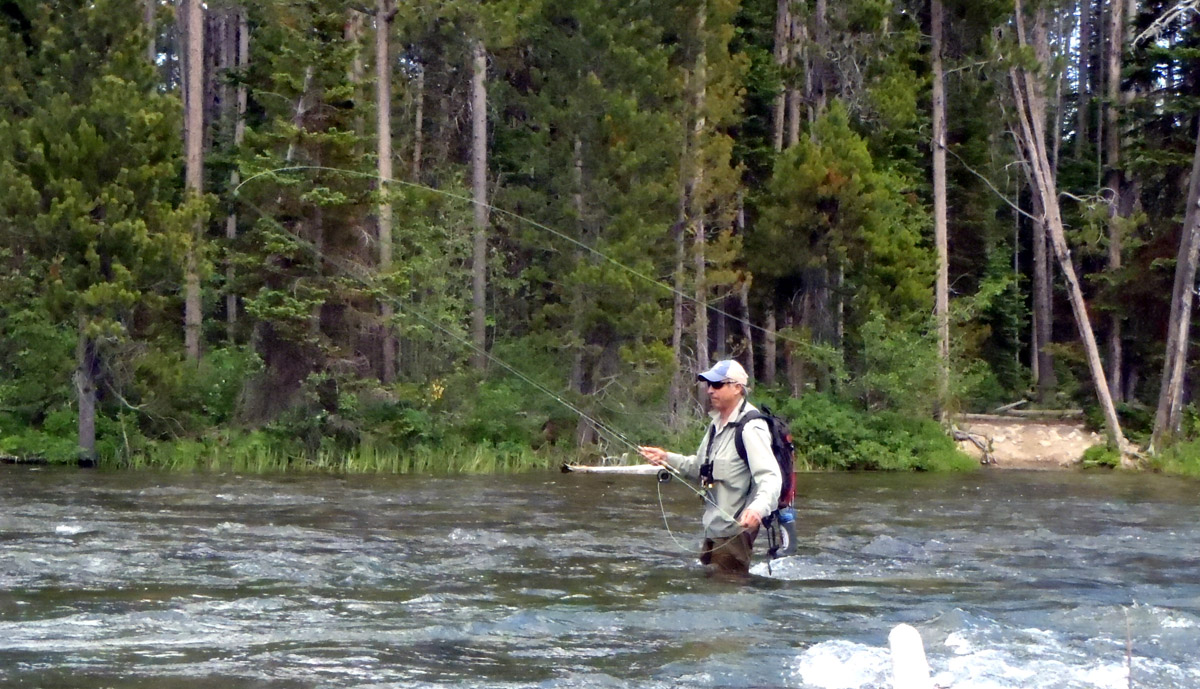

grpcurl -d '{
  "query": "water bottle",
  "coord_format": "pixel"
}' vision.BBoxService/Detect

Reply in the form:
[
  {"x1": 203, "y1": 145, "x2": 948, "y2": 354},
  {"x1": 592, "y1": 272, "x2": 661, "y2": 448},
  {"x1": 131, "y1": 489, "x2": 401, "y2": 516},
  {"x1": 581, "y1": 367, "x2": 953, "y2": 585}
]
[{"x1": 777, "y1": 506, "x2": 795, "y2": 525}]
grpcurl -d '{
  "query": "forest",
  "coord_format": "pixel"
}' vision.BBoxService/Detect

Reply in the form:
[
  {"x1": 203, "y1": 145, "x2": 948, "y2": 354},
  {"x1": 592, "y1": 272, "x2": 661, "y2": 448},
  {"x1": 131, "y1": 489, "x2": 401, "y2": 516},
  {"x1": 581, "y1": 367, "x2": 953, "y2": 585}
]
[{"x1": 1, "y1": 0, "x2": 1199, "y2": 475}]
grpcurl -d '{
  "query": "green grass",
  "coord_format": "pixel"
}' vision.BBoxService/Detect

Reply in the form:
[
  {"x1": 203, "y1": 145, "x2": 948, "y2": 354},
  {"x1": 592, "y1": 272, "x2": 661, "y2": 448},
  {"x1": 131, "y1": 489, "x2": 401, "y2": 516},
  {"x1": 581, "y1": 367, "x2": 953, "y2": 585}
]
[
  {"x1": 1149, "y1": 439, "x2": 1200, "y2": 478},
  {"x1": 102, "y1": 432, "x2": 557, "y2": 474}
]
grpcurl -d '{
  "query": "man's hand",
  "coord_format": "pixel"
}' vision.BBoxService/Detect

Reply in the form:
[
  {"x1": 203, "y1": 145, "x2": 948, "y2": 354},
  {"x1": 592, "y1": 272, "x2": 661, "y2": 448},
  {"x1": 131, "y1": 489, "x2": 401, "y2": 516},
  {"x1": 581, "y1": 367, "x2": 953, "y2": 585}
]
[
  {"x1": 738, "y1": 510, "x2": 762, "y2": 530},
  {"x1": 638, "y1": 446, "x2": 667, "y2": 465}
]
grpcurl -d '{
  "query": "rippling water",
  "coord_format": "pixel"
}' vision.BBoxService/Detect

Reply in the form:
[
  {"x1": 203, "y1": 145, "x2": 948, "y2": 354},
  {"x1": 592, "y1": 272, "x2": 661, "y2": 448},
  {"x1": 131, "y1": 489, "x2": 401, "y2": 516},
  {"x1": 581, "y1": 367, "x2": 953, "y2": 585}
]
[{"x1": 1, "y1": 465, "x2": 1198, "y2": 688}]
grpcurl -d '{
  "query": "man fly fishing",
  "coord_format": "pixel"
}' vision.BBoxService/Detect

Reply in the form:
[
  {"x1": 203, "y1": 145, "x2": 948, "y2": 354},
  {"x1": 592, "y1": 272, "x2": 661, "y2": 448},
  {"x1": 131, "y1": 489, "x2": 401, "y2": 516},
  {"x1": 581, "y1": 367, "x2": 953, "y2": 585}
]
[{"x1": 639, "y1": 360, "x2": 782, "y2": 578}]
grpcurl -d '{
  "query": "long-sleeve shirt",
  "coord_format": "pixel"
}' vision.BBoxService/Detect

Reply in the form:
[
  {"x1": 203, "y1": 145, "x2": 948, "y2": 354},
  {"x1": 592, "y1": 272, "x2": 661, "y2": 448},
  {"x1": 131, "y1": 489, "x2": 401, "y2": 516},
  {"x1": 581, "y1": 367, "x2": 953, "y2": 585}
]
[{"x1": 665, "y1": 400, "x2": 782, "y2": 539}]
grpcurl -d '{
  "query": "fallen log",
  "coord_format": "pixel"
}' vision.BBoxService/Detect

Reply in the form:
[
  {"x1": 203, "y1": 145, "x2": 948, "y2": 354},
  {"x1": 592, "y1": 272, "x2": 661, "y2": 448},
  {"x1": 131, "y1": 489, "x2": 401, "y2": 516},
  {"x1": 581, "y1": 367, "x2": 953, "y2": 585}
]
[
  {"x1": 561, "y1": 463, "x2": 661, "y2": 475},
  {"x1": 951, "y1": 427, "x2": 995, "y2": 465}
]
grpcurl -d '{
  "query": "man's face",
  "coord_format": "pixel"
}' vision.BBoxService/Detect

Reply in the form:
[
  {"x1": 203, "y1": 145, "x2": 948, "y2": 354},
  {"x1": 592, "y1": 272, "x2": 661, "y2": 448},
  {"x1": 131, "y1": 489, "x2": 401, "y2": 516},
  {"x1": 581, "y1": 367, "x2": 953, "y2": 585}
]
[{"x1": 704, "y1": 380, "x2": 743, "y2": 414}]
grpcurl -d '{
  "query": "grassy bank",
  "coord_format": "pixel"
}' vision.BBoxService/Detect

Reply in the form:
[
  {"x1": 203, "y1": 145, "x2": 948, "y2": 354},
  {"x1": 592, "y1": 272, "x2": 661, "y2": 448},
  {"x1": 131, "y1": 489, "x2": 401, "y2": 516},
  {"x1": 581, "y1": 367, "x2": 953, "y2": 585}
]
[
  {"x1": 101, "y1": 434, "x2": 558, "y2": 474},
  {"x1": 3, "y1": 390, "x2": 978, "y2": 474},
  {"x1": 1148, "y1": 440, "x2": 1200, "y2": 478}
]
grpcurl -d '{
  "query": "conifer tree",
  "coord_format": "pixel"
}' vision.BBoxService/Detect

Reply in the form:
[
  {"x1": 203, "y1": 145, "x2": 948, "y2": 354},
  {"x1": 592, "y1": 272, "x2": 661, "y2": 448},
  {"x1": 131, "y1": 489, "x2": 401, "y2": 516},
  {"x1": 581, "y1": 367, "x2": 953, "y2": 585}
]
[{"x1": 0, "y1": 0, "x2": 191, "y2": 460}]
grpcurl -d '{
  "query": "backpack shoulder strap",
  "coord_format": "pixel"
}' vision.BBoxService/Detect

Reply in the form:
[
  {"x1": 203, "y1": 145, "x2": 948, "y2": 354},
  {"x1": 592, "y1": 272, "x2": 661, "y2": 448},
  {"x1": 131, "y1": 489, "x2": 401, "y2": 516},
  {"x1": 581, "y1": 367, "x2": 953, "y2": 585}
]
[{"x1": 732, "y1": 410, "x2": 768, "y2": 463}]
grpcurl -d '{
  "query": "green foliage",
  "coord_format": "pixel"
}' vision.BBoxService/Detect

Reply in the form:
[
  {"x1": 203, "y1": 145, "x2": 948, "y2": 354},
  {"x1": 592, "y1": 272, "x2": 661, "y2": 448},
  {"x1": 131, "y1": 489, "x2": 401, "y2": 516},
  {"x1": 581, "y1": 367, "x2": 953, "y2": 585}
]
[
  {"x1": 1150, "y1": 439, "x2": 1200, "y2": 479},
  {"x1": 1081, "y1": 444, "x2": 1121, "y2": 469},
  {"x1": 753, "y1": 103, "x2": 933, "y2": 332},
  {"x1": 0, "y1": 307, "x2": 75, "y2": 424},
  {"x1": 1, "y1": 0, "x2": 1197, "y2": 475},
  {"x1": 1083, "y1": 402, "x2": 1155, "y2": 447},
  {"x1": 132, "y1": 346, "x2": 260, "y2": 435},
  {"x1": 778, "y1": 393, "x2": 976, "y2": 472}
]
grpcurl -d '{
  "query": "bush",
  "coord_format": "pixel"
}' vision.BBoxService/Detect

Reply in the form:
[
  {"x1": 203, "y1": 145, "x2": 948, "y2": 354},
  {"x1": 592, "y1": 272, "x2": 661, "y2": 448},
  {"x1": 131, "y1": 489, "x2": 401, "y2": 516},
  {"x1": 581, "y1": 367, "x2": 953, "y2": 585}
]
[
  {"x1": 1081, "y1": 444, "x2": 1121, "y2": 469},
  {"x1": 777, "y1": 393, "x2": 976, "y2": 472}
]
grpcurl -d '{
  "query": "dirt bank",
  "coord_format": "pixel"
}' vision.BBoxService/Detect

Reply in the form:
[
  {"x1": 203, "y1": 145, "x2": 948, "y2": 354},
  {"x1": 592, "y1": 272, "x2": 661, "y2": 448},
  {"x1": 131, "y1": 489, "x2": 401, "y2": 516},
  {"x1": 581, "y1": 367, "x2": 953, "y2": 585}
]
[{"x1": 954, "y1": 415, "x2": 1104, "y2": 469}]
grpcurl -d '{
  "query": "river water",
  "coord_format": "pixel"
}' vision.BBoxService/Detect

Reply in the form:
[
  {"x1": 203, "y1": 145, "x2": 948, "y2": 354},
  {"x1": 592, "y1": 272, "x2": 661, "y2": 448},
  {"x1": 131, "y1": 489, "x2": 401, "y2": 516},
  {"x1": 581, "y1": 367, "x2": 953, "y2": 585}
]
[{"x1": 1, "y1": 465, "x2": 1198, "y2": 688}]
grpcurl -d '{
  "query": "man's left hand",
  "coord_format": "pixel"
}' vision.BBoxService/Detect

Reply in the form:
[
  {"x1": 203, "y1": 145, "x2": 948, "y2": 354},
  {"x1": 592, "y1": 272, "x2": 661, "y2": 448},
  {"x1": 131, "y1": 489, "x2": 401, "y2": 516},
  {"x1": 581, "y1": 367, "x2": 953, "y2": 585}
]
[{"x1": 738, "y1": 510, "x2": 762, "y2": 530}]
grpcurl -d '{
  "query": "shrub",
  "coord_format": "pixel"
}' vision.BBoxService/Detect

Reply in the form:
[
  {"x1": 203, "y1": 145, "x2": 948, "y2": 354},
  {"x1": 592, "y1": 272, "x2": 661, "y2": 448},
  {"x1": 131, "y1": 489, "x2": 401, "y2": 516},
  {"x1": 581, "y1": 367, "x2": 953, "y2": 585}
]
[
  {"x1": 778, "y1": 393, "x2": 976, "y2": 471},
  {"x1": 1081, "y1": 444, "x2": 1121, "y2": 469}
]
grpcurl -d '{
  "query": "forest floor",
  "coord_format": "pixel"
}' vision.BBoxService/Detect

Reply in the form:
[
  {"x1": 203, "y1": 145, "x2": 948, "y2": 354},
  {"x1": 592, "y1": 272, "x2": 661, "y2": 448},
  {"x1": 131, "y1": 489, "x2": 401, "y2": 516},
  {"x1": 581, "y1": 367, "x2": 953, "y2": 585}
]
[{"x1": 954, "y1": 415, "x2": 1104, "y2": 470}]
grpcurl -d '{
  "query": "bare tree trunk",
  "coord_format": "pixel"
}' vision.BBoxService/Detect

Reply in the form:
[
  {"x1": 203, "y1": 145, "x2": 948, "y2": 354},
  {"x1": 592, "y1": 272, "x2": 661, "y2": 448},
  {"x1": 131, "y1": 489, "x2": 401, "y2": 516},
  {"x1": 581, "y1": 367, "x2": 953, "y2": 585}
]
[
  {"x1": 183, "y1": 0, "x2": 204, "y2": 362},
  {"x1": 669, "y1": 58, "x2": 691, "y2": 430},
  {"x1": 1010, "y1": 0, "x2": 1130, "y2": 454},
  {"x1": 771, "y1": 0, "x2": 790, "y2": 152},
  {"x1": 75, "y1": 320, "x2": 97, "y2": 464},
  {"x1": 787, "y1": 12, "x2": 806, "y2": 141},
  {"x1": 225, "y1": 9, "x2": 247, "y2": 342},
  {"x1": 1103, "y1": 0, "x2": 1127, "y2": 402},
  {"x1": 412, "y1": 65, "x2": 424, "y2": 180},
  {"x1": 812, "y1": 0, "x2": 828, "y2": 117},
  {"x1": 931, "y1": 0, "x2": 950, "y2": 418},
  {"x1": 1076, "y1": 0, "x2": 1092, "y2": 158},
  {"x1": 470, "y1": 37, "x2": 489, "y2": 369},
  {"x1": 570, "y1": 137, "x2": 593, "y2": 446},
  {"x1": 785, "y1": 303, "x2": 803, "y2": 396},
  {"x1": 376, "y1": 0, "x2": 397, "y2": 383},
  {"x1": 1151, "y1": 124, "x2": 1200, "y2": 450},
  {"x1": 739, "y1": 276, "x2": 755, "y2": 383},
  {"x1": 670, "y1": 204, "x2": 687, "y2": 429},
  {"x1": 833, "y1": 262, "x2": 844, "y2": 350},
  {"x1": 763, "y1": 306, "x2": 777, "y2": 385},
  {"x1": 146, "y1": 0, "x2": 157, "y2": 63},
  {"x1": 690, "y1": 0, "x2": 709, "y2": 372},
  {"x1": 1032, "y1": 190, "x2": 1057, "y2": 401}
]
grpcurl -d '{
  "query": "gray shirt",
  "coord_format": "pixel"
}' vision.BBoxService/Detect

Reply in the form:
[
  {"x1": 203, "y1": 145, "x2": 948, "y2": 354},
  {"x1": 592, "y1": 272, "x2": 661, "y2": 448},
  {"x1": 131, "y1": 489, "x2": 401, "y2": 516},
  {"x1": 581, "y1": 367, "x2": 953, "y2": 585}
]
[{"x1": 665, "y1": 400, "x2": 782, "y2": 539}]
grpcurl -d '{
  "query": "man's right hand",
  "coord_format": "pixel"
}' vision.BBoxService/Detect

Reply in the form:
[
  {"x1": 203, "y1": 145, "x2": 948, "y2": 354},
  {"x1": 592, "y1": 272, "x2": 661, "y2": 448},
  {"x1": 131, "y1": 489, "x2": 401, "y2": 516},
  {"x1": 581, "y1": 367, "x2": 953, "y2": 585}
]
[{"x1": 638, "y1": 446, "x2": 668, "y2": 465}]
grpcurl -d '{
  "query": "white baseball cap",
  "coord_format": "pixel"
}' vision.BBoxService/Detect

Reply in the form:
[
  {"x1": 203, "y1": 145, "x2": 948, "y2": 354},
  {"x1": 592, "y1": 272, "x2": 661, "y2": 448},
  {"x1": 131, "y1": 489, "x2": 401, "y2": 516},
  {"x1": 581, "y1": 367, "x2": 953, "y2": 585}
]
[{"x1": 697, "y1": 359, "x2": 749, "y2": 386}]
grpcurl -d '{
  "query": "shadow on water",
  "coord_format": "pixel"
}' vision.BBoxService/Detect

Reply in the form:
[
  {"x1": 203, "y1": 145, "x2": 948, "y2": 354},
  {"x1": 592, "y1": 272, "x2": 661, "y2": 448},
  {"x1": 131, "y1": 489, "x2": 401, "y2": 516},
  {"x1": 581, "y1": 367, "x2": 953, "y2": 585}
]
[{"x1": 1, "y1": 465, "x2": 1199, "y2": 688}]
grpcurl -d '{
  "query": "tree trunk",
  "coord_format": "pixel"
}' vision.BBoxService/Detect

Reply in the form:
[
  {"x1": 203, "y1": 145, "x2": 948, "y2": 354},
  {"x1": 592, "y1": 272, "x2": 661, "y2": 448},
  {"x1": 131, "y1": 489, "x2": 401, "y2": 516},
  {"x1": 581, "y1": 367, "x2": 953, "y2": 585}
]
[
  {"x1": 690, "y1": 0, "x2": 709, "y2": 372},
  {"x1": 75, "y1": 321, "x2": 97, "y2": 464},
  {"x1": 739, "y1": 276, "x2": 755, "y2": 383},
  {"x1": 1010, "y1": 0, "x2": 1130, "y2": 455},
  {"x1": 1076, "y1": 0, "x2": 1092, "y2": 159},
  {"x1": 785, "y1": 302, "x2": 803, "y2": 396},
  {"x1": 376, "y1": 0, "x2": 397, "y2": 383},
  {"x1": 145, "y1": 0, "x2": 157, "y2": 63},
  {"x1": 1151, "y1": 123, "x2": 1200, "y2": 450},
  {"x1": 1032, "y1": 190, "x2": 1057, "y2": 401},
  {"x1": 792, "y1": 10, "x2": 808, "y2": 134},
  {"x1": 670, "y1": 204, "x2": 687, "y2": 429},
  {"x1": 931, "y1": 0, "x2": 950, "y2": 418},
  {"x1": 412, "y1": 65, "x2": 424, "y2": 180},
  {"x1": 771, "y1": 0, "x2": 790, "y2": 152},
  {"x1": 470, "y1": 37, "x2": 489, "y2": 369},
  {"x1": 183, "y1": 0, "x2": 204, "y2": 362},
  {"x1": 812, "y1": 0, "x2": 829, "y2": 117},
  {"x1": 1103, "y1": 0, "x2": 1126, "y2": 402},
  {"x1": 570, "y1": 136, "x2": 592, "y2": 446},
  {"x1": 225, "y1": 8, "x2": 247, "y2": 342},
  {"x1": 763, "y1": 304, "x2": 777, "y2": 385}
]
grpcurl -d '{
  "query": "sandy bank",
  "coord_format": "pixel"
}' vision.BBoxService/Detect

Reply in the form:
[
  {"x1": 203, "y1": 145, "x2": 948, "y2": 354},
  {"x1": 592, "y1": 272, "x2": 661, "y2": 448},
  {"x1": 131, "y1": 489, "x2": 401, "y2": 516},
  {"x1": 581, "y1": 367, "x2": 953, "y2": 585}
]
[{"x1": 954, "y1": 415, "x2": 1104, "y2": 469}]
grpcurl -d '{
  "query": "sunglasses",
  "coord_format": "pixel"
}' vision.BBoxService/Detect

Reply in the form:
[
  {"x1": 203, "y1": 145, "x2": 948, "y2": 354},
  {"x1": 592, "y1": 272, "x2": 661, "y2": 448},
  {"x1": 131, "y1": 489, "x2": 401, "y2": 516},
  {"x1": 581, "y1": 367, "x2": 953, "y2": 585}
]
[{"x1": 705, "y1": 380, "x2": 735, "y2": 389}]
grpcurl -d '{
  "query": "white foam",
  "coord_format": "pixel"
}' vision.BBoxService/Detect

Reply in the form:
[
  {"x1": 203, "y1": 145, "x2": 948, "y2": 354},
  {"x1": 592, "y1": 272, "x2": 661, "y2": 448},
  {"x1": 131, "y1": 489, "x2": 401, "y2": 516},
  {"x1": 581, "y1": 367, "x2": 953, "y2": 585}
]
[{"x1": 791, "y1": 639, "x2": 890, "y2": 689}]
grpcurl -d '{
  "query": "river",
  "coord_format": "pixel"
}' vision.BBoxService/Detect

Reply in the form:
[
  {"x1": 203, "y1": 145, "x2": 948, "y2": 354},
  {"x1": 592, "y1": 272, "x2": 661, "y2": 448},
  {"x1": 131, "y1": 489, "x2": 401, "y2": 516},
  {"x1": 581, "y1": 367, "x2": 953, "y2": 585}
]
[{"x1": 1, "y1": 465, "x2": 1197, "y2": 688}]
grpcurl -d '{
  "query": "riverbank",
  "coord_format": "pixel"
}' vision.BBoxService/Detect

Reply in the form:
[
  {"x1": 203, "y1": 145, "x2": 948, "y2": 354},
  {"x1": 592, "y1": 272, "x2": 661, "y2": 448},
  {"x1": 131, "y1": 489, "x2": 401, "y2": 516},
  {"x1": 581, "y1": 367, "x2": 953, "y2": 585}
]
[{"x1": 954, "y1": 415, "x2": 1104, "y2": 470}]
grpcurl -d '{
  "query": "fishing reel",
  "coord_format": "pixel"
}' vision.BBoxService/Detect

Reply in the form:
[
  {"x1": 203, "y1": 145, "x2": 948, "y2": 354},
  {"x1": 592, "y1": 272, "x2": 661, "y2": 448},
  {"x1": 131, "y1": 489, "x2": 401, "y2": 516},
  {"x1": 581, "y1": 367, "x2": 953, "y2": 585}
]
[{"x1": 656, "y1": 468, "x2": 672, "y2": 484}]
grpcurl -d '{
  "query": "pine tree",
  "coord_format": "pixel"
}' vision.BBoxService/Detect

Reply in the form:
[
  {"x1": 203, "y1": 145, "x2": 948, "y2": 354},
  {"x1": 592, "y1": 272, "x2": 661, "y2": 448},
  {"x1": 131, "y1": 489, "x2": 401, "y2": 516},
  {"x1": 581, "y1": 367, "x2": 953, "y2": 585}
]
[{"x1": 0, "y1": 0, "x2": 192, "y2": 460}]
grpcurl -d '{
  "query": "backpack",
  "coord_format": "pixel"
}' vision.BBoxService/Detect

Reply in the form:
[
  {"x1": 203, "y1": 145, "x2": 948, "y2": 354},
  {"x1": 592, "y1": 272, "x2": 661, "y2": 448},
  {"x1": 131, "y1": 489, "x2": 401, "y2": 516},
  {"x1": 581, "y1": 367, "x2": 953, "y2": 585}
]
[
  {"x1": 732, "y1": 407, "x2": 798, "y2": 560},
  {"x1": 732, "y1": 407, "x2": 796, "y2": 510}
]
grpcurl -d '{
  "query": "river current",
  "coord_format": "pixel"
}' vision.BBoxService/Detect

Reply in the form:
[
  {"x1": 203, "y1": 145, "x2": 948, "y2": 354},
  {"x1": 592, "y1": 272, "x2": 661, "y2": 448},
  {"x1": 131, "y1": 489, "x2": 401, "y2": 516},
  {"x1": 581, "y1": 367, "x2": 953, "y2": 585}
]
[{"x1": 1, "y1": 465, "x2": 1198, "y2": 688}]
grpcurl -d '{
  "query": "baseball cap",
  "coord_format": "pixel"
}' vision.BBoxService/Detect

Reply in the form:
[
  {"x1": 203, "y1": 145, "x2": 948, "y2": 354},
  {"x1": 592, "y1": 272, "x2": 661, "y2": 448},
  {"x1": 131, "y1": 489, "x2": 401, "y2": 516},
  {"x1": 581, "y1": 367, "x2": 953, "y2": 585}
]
[{"x1": 697, "y1": 359, "x2": 749, "y2": 386}]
